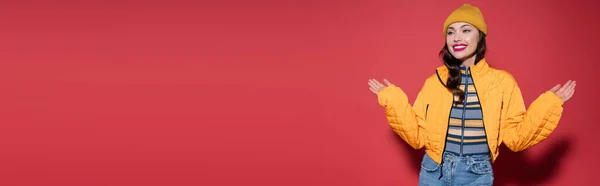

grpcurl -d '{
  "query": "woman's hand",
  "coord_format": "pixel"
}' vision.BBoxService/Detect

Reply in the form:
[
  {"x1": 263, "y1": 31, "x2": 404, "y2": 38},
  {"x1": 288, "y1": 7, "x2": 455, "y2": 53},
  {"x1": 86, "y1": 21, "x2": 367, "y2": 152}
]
[
  {"x1": 368, "y1": 78, "x2": 392, "y2": 94},
  {"x1": 550, "y1": 80, "x2": 576, "y2": 103}
]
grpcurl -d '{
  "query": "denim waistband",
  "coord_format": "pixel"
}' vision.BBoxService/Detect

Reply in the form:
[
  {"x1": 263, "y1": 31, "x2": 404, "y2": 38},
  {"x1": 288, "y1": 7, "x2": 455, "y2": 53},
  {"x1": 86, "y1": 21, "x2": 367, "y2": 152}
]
[
  {"x1": 438, "y1": 152, "x2": 491, "y2": 180},
  {"x1": 442, "y1": 152, "x2": 491, "y2": 163}
]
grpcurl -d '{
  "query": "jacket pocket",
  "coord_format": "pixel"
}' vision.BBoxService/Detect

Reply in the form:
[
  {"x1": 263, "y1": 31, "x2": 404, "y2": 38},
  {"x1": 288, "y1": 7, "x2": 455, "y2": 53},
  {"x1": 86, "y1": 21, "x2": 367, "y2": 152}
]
[
  {"x1": 498, "y1": 101, "x2": 503, "y2": 124},
  {"x1": 425, "y1": 104, "x2": 430, "y2": 120},
  {"x1": 496, "y1": 101, "x2": 504, "y2": 148},
  {"x1": 498, "y1": 102, "x2": 503, "y2": 130}
]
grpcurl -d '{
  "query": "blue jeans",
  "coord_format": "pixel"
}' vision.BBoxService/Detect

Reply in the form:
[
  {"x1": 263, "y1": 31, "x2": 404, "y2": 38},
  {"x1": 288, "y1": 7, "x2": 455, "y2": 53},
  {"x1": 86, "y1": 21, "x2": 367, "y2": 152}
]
[{"x1": 418, "y1": 152, "x2": 494, "y2": 186}]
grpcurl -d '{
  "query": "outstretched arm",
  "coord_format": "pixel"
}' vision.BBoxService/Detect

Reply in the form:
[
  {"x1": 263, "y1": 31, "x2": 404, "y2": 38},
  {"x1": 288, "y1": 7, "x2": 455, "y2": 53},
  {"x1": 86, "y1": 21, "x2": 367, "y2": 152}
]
[
  {"x1": 369, "y1": 79, "x2": 428, "y2": 149},
  {"x1": 501, "y1": 80, "x2": 576, "y2": 152}
]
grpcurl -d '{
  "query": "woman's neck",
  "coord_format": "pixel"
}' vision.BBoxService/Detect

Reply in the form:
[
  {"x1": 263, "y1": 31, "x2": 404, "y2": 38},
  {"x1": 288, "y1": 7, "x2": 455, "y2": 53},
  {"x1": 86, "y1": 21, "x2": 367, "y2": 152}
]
[{"x1": 460, "y1": 55, "x2": 477, "y2": 67}]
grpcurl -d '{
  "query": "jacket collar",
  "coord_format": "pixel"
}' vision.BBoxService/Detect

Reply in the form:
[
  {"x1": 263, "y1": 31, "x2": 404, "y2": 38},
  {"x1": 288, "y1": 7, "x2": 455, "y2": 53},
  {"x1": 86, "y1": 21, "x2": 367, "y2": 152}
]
[{"x1": 436, "y1": 58, "x2": 491, "y2": 86}]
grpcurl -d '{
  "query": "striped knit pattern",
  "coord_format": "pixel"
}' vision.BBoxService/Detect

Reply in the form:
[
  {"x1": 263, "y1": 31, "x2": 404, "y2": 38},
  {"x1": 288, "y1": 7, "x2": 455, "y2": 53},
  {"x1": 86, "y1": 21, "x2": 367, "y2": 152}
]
[{"x1": 444, "y1": 66, "x2": 490, "y2": 156}]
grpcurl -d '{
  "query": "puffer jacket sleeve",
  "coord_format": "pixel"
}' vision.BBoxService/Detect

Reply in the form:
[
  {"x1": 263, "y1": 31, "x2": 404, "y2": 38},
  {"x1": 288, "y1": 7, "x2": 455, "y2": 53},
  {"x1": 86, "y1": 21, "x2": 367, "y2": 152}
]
[
  {"x1": 377, "y1": 82, "x2": 428, "y2": 149},
  {"x1": 500, "y1": 79, "x2": 564, "y2": 152}
]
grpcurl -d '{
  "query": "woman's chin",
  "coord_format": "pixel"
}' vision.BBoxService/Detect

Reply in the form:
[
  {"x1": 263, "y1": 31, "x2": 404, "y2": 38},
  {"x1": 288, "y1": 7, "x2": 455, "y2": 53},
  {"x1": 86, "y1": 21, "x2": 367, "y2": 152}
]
[
  {"x1": 451, "y1": 54, "x2": 466, "y2": 60},
  {"x1": 452, "y1": 53, "x2": 475, "y2": 61}
]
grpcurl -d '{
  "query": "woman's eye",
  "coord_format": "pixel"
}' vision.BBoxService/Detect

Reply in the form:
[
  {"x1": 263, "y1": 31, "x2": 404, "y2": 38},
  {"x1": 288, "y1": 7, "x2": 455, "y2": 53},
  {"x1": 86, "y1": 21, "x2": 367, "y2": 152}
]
[
  {"x1": 463, "y1": 29, "x2": 471, "y2": 33},
  {"x1": 447, "y1": 31, "x2": 454, "y2": 35}
]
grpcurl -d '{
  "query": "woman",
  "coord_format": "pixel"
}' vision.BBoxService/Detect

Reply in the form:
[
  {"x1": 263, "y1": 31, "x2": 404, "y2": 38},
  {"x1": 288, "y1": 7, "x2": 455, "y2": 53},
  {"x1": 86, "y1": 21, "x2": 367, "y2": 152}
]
[{"x1": 367, "y1": 4, "x2": 576, "y2": 186}]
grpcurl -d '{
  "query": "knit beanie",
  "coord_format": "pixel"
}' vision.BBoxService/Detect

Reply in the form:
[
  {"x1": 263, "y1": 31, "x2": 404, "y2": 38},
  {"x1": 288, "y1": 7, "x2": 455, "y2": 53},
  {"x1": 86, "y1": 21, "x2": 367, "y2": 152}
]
[{"x1": 443, "y1": 4, "x2": 487, "y2": 36}]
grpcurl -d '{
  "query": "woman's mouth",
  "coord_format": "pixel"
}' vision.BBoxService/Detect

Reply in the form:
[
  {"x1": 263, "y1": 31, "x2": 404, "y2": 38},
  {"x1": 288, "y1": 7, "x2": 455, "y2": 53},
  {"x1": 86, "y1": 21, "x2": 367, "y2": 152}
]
[{"x1": 453, "y1": 44, "x2": 467, "y2": 52}]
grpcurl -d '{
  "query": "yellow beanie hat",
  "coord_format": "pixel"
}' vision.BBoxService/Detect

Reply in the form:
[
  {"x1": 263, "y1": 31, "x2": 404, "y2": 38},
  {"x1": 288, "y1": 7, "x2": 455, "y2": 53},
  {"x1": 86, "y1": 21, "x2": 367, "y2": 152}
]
[{"x1": 443, "y1": 4, "x2": 487, "y2": 36}]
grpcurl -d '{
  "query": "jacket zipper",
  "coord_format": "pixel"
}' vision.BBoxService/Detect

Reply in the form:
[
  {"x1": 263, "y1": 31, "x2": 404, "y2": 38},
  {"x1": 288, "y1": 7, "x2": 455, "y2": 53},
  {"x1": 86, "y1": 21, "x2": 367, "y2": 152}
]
[
  {"x1": 439, "y1": 89, "x2": 453, "y2": 180},
  {"x1": 469, "y1": 68, "x2": 493, "y2": 156},
  {"x1": 436, "y1": 70, "x2": 452, "y2": 157},
  {"x1": 460, "y1": 68, "x2": 470, "y2": 155}
]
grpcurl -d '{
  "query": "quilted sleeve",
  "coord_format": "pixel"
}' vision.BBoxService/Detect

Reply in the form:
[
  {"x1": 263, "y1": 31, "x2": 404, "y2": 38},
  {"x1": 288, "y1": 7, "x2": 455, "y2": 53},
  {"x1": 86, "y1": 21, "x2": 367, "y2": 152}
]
[
  {"x1": 377, "y1": 83, "x2": 428, "y2": 149},
  {"x1": 500, "y1": 81, "x2": 564, "y2": 152}
]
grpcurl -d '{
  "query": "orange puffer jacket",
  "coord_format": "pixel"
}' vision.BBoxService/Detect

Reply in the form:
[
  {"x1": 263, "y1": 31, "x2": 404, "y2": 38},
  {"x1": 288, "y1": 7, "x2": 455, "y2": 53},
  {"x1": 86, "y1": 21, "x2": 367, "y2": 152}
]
[{"x1": 377, "y1": 58, "x2": 564, "y2": 164}]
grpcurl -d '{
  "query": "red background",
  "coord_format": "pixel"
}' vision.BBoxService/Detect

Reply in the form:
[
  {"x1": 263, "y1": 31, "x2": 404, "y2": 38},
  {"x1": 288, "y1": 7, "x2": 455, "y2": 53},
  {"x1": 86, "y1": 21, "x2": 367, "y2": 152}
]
[{"x1": 1, "y1": 0, "x2": 599, "y2": 185}]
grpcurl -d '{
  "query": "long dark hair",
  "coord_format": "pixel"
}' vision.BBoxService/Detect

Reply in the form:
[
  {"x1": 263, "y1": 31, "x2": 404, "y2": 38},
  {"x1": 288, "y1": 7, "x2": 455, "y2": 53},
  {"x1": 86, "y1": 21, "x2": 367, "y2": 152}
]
[{"x1": 439, "y1": 31, "x2": 487, "y2": 105}]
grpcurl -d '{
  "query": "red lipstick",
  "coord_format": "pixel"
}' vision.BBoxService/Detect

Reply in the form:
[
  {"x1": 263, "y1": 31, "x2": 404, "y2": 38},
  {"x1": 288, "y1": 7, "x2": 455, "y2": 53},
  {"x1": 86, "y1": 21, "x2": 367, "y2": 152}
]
[{"x1": 452, "y1": 44, "x2": 467, "y2": 52}]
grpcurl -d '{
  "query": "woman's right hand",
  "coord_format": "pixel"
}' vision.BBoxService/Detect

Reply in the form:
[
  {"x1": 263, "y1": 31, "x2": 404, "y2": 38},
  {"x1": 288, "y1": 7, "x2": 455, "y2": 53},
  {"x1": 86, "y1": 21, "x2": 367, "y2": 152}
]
[{"x1": 368, "y1": 78, "x2": 392, "y2": 94}]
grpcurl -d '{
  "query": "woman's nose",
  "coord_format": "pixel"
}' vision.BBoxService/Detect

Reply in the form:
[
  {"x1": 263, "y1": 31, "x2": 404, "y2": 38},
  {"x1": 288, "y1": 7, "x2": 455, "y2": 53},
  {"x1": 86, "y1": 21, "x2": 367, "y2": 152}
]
[{"x1": 453, "y1": 36, "x2": 462, "y2": 42}]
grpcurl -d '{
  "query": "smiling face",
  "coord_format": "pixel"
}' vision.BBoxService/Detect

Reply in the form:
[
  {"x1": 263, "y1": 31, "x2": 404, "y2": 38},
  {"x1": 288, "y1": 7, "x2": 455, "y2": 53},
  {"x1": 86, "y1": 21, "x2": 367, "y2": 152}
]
[{"x1": 446, "y1": 22, "x2": 480, "y2": 61}]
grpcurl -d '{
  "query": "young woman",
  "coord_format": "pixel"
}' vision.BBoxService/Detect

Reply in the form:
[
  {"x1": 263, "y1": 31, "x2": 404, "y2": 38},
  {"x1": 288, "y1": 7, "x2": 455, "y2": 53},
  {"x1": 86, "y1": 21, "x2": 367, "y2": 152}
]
[{"x1": 367, "y1": 4, "x2": 576, "y2": 186}]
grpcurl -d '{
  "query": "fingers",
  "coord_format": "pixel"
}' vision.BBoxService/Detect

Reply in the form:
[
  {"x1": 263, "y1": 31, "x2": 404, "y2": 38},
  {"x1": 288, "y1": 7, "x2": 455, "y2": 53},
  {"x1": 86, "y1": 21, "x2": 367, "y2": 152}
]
[
  {"x1": 368, "y1": 79, "x2": 384, "y2": 88},
  {"x1": 565, "y1": 80, "x2": 576, "y2": 92},
  {"x1": 369, "y1": 87, "x2": 378, "y2": 94},
  {"x1": 550, "y1": 84, "x2": 561, "y2": 93},
  {"x1": 565, "y1": 81, "x2": 576, "y2": 101},
  {"x1": 557, "y1": 80, "x2": 573, "y2": 93},
  {"x1": 368, "y1": 79, "x2": 380, "y2": 94},
  {"x1": 374, "y1": 79, "x2": 385, "y2": 87},
  {"x1": 368, "y1": 78, "x2": 391, "y2": 94},
  {"x1": 567, "y1": 88, "x2": 575, "y2": 99},
  {"x1": 367, "y1": 79, "x2": 375, "y2": 87},
  {"x1": 383, "y1": 79, "x2": 391, "y2": 86},
  {"x1": 368, "y1": 79, "x2": 381, "y2": 89},
  {"x1": 552, "y1": 80, "x2": 576, "y2": 103}
]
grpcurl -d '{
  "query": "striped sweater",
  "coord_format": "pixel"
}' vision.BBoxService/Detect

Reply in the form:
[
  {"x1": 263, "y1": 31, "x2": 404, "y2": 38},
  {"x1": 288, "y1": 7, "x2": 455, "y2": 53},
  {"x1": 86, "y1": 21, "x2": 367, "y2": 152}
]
[{"x1": 443, "y1": 66, "x2": 490, "y2": 156}]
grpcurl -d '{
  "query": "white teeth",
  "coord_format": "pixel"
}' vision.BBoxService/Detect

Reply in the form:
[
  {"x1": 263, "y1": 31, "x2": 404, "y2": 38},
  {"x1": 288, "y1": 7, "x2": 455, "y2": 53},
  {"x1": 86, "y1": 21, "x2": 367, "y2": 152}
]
[{"x1": 454, "y1": 46, "x2": 466, "y2": 49}]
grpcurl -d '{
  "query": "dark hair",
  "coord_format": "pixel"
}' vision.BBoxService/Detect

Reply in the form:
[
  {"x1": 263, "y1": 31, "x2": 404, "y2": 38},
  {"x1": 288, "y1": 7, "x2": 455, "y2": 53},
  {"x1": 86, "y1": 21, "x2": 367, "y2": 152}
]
[{"x1": 438, "y1": 31, "x2": 487, "y2": 105}]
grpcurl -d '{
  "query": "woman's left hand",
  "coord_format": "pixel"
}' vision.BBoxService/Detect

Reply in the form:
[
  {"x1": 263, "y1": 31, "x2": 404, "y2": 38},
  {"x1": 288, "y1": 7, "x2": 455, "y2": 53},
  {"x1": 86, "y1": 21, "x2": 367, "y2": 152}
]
[{"x1": 550, "y1": 80, "x2": 576, "y2": 103}]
